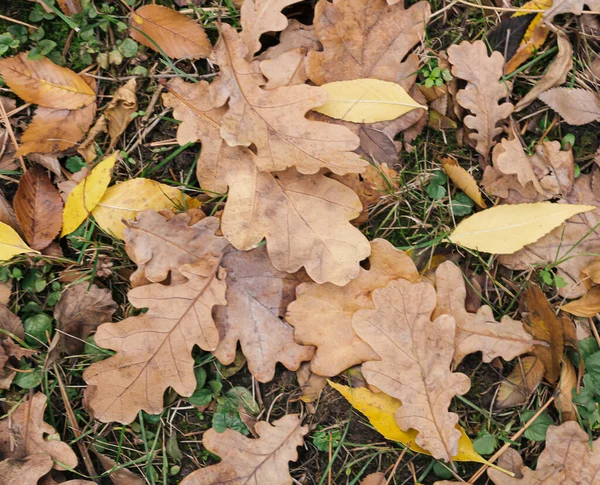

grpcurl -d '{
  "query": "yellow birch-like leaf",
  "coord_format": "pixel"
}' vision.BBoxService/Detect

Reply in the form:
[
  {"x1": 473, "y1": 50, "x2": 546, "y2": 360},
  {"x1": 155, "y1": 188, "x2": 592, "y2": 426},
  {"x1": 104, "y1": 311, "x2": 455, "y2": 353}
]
[
  {"x1": 449, "y1": 203, "x2": 596, "y2": 254},
  {"x1": 441, "y1": 158, "x2": 486, "y2": 209},
  {"x1": 61, "y1": 153, "x2": 118, "y2": 237},
  {"x1": 313, "y1": 79, "x2": 426, "y2": 123},
  {"x1": 92, "y1": 178, "x2": 202, "y2": 239},
  {"x1": 329, "y1": 381, "x2": 485, "y2": 463},
  {"x1": 0, "y1": 221, "x2": 40, "y2": 261}
]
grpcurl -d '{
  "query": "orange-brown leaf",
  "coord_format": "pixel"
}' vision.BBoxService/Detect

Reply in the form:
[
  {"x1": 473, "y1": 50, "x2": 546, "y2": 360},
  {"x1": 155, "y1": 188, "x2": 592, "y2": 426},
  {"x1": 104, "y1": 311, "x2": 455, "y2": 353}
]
[
  {"x1": 57, "y1": 0, "x2": 82, "y2": 15},
  {"x1": 555, "y1": 360, "x2": 577, "y2": 421},
  {"x1": 496, "y1": 356, "x2": 545, "y2": 408},
  {"x1": 105, "y1": 79, "x2": 137, "y2": 147},
  {"x1": 560, "y1": 285, "x2": 600, "y2": 317},
  {"x1": 441, "y1": 158, "x2": 486, "y2": 208},
  {"x1": 13, "y1": 166, "x2": 63, "y2": 250}
]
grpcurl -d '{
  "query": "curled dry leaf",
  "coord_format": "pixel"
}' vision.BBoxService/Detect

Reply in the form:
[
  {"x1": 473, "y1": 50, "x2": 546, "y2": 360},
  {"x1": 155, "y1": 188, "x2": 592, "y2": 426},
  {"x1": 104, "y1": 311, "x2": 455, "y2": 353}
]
[
  {"x1": 544, "y1": 0, "x2": 600, "y2": 21},
  {"x1": 124, "y1": 211, "x2": 227, "y2": 287},
  {"x1": 582, "y1": 258, "x2": 600, "y2": 285},
  {"x1": 447, "y1": 40, "x2": 514, "y2": 160},
  {"x1": 0, "y1": 392, "x2": 78, "y2": 471},
  {"x1": 296, "y1": 363, "x2": 327, "y2": 403},
  {"x1": 516, "y1": 33, "x2": 573, "y2": 110},
  {"x1": 214, "y1": 245, "x2": 315, "y2": 383},
  {"x1": 211, "y1": 24, "x2": 365, "y2": 175},
  {"x1": 180, "y1": 415, "x2": 308, "y2": 485},
  {"x1": 287, "y1": 239, "x2": 420, "y2": 377},
  {"x1": 560, "y1": 285, "x2": 600, "y2": 317},
  {"x1": 0, "y1": 221, "x2": 39, "y2": 262},
  {"x1": 539, "y1": 87, "x2": 600, "y2": 125},
  {"x1": 0, "y1": 189, "x2": 19, "y2": 233},
  {"x1": 496, "y1": 356, "x2": 545, "y2": 408},
  {"x1": 259, "y1": 48, "x2": 310, "y2": 89},
  {"x1": 0, "y1": 305, "x2": 34, "y2": 389},
  {"x1": 92, "y1": 178, "x2": 202, "y2": 240},
  {"x1": 105, "y1": 79, "x2": 138, "y2": 147},
  {"x1": 353, "y1": 278, "x2": 471, "y2": 461},
  {"x1": 94, "y1": 450, "x2": 144, "y2": 485},
  {"x1": 555, "y1": 360, "x2": 577, "y2": 421},
  {"x1": 0, "y1": 53, "x2": 95, "y2": 110},
  {"x1": 129, "y1": 5, "x2": 211, "y2": 59},
  {"x1": 163, "y1": 78, "x2": 371, "y2": 285},
  {"x1": 13, "y1": 166, "x2": 63, "y2": 250},
  {"x1": 441, "y1": 158, "x2": 486, "y2": 209},
  {"x1": 434, "y1": 261, "x2": 534, "y2": 366}
]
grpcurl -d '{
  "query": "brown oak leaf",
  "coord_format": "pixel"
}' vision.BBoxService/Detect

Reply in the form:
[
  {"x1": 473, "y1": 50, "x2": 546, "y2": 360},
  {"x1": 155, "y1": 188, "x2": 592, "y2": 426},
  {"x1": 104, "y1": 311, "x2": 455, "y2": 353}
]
[
  {"x1": 0, "y1": 454, "x2": 53, "y2": 485},
  {"x1": 544, "y1": 0, "x2": 600, "y2": 21},
  {"x1": 352, "y1": 278, "x2": 471, "y2": 461},
  {"x1": 180, "y1": 415, "x2": 308, "y2": 485},
  {"x1": 213, "y1": 245, "x2": 315, "y2": 382},
  {"x1": 287, "y1": 239, "x2": 419, "y2": 376}
]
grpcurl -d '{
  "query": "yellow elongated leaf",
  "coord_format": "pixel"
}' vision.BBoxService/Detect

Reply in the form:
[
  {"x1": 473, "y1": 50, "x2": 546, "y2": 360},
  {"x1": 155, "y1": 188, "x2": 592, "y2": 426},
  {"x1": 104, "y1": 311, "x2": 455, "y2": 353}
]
[
  {"x1": 449, "y1": 202, "x2": 596, "y2": 254},
  {"x1": 442, "y1": 158, "x2": 486, "y2": 209},
  {"x1": 329, "y1": 381, "x2": 485, "y2": 463},
  {"x1": 61, "y1": 153, "x2": 118, "y2": 237},
  {"x1": 313, "y1": 79, "x2": 426, "y2": 123},
  {"x1": 0, "y1": 222, "x2": 39, "y2": 261},
  {"x1": 91, "y1": 178, "x2": 201, "y2": 239}
]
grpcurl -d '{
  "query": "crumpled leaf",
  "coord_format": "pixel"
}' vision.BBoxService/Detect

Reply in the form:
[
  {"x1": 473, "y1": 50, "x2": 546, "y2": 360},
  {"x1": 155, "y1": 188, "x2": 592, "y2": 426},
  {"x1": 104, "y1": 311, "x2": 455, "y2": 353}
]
[
  {"x1": 0, "y1": 53, "x2": 95, "y2": 110},
  {"x1": 544, "y1": 0, "x2": 600, "y2": 22},
  {"x1": 0, "y1": 221, "x2": 39, "y2": 261},
  {"x1": 210, "y1": 24, "x2": 365, "y2": 175},
  {"x1": 352, "y1": 278, "x2": 471, "y2": 461},
  {"x1": 83, "y1": 239, "x2": 227, "y2": 423},
  {"x1": 330, "y1": 381, "x2": 486, "y2": 463},
  {"x1": 498, "y1": 357, "x2": 545, "y2": 408},
  {"x1": 555, "y1": 360, "x2": 577, "y2": 421},
  {"x1": 561, "y1": 285, "x2": 600, "y2": 317},
  {"x1": 92, "y1": 178, "x2": 201, "y2": 240},
  {"x1": 0, "y1": 392, "x2": 78, "y2": 471},
  {"x1": 94, "y1": 451, "x2": 144, "y2": 485},
  {"x1": 13, "y1": 166, "x2": 63, "y2": 250},
  {"x1": 259, "y1": 48, "x2": 310, "y2": 89},
  {"x1": 487, "y1": 422, "x2": 600, "y2": 483},
  {"x1": 287, "y1": 239, "x2": 419, "y2": 377},
  {"x1": 449, "y1": 202, "x2": 595, "y2": 254},
  {"x1": 180, "y1": 415, "x2": 308, "y2": 485},
  {"x1": 129, "y1": 5, "x2": 211, "y2": 59},
  {"x1": 296, "y1": 363, "x2": 327, "y2": 403},
  {"x1": 441, "y1": 158, "x2": 486, "y2": 209},
  {"x1": 214, "y1": 245, "x2": 314, "y2": 383},
  {"x1": 0, "y1": 454, "x2": 53, "y2": 485},
  {"x1": 0, "y1": 305, "x2": 34, "y2": 389},
  {"x1": 539, "y1": 87, "x2": 600, "y2": 125},
  {"x1": 124, "y1": 211, "x2": 227, "y2": 287},
  {"x1": 313, "y1": 79, "x2": 425, "y2": 123},
  {"x1": 434, "y1": 261, "x2": 534, "y2": 366},
  {"x1": 257, "y1": 20, "x2": 319, "y2": 61},
  {"x1": 105, "y1": 79, "x2": 138, "y2": 147},
  {"x1": 61, "y1": 152, "x2": 117, "y2": 236},
  {"x1": 447, "y1": 40, "x2": 514, "y2": 160}
]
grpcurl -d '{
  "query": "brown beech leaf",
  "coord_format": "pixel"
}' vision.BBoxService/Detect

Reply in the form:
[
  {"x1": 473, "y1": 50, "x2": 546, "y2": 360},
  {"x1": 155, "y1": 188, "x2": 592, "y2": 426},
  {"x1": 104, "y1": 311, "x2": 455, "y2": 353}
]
[
  {"x1": 496, "y1": 356, "x2": 545, "y2": 408},
  {"x1": 129, "y1": 5, "x2": 211, "y2": 59},
  {"x1": 180, "y1": 415, "x2": 308, "y2": 485},
  {"x1": 306, "y1": 0, "x2": 431, "y2": 87},
  {"x1": 13, "y1": 166, "x2": 63, "y2": 250},
  {"x1": 447, "y1": 40, "x2": 514, "y2": 160},
  {"x1": 105, "y1": 79, "x2": 138, "y2": 147},
  {"x1": 124, "y1": 211, "x2": 228, "y2": 288},
  {"x1": 352, "y1": 279, "x2": 471, "y2": 461},
  {"x1": 487, "y1": 422, "x2": 600, "y2": 484},
  {"x1": 0, "y1": 53, "x2": 95, "y2": 110},
  {"x1": 539, "y1": 87, "x2": 600, "y2": 125},
  {"x1": 240, "y1": 0, "x2": 302, "y2": 59},
  {"x1": 287, "y1": 239, "x2": 419, "y2": 376},
  {"x1": 0, "y1": 454, "x2": 54, "y2": 485},
  {"x1": 0, "y1": 392, "x2": 78, "y2": 470},
  {"x1": 434, "y1": 261, "x2": 534, "y2": 366},
  {"x1": 163, "y1": 79, "x2": 371, "y2": 285},
  {"x1": 83, "y1": 255, "x2": 227, "y2": 423},
  {"x1": 210, "y1": 24, "x2": 365, "y2": 175},
  {"x1": 544, "y1": 0, "x2": 600, "y2": 21},
  {"x1": 48, "y1": 282, "x2": 117, "y2": 363},
  {"x1": 516, "y1": 33, "x2": 573, "y2": 110},
  {"x1": 214, "y1": 245, "x2": 314, "y2": 382},
  {"x1": 441, "y1": 158, "x2": 487, "y2": 209},
  {"x1": 555, "y1": 360, "x2": 577, "y2": 421},
  {"x1": 560, "y1": 285, "x2": 600, "y2": 317}
]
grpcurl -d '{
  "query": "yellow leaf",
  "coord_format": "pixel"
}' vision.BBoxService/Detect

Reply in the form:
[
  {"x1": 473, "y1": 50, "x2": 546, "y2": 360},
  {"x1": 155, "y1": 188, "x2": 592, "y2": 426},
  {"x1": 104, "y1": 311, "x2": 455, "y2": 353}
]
[
  {"x1": 61, "y1": 153, "x2": 118, "y2": 237},
  {"x1": 92, "y1": 178, "x2": 202, "y2": 239},
  {"x1": 441, "y1": 158, "x2": 486, "y2": 209},
  {"x1": 0, "y1": 221, "x2": 40, "y2": 261},
  {"x1": 449, "y1": 202, "x2": 596, "y2": 254},
  {"x1": 313, "y1": 79, "x2": 426, "y2": 123},
  {"x1": 329, "y1": 381, "x2": 485, "y2": 463}
]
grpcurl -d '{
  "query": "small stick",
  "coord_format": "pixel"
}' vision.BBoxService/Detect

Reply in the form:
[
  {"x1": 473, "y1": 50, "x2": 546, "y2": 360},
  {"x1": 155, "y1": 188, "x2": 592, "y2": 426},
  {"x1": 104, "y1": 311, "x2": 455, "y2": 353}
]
[
  {"x1": 0, "y1": 14, "x2": 38, "y2": 30},
  {"x1": 0, "y1": 96, "x2": 25, "y2": 172},
  {"x1": 385, "y1": 447, "x2": 408, "y2": 485}
]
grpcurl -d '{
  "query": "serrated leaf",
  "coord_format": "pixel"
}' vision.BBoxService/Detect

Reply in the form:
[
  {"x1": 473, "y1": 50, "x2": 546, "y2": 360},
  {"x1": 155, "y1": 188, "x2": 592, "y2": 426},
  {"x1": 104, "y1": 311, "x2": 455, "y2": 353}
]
[
  {"x1": 0, "y1": 221, "x2": 39, "y2": 261},
  {"x1": 449, "y1": 202, "x2": 596, "y2": 254}
]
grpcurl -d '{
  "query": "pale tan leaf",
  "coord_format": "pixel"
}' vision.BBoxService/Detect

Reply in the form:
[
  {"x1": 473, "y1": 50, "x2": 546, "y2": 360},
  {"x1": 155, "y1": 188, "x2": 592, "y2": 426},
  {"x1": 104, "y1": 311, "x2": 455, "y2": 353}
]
[
  {"x1": 129, "y1": 5, "x2": 211, "y2": 59},
  {"x1": 539, "y1": 87, "x2": 600, "y2": 125},
  {"x1": 582, "y1": 258, "x2": 600, "y2": 285},
  {"x1": 210, "y1": 24, "x2": 366, "y2": 175},
  {"x1": 434, "y1": 261, "x2": 534, "y2": 366},
  {"x1": 27, "y1": 153, "x2": 62, "y2": 177},
  {"x1": 496, "y1": 356, "x2": 545, "y2": 408},
  {"x1": 544, "y1": 0, "x2": 600, "y2": 21},
  {"x1": 560, "y1": 285, "x2": 600, "y2": 317},
  {"x1": 352, "y1": 279, "x2": 471, "y2": 461},
  {"x1": 0, "y1": 454, "x2": 53, "y2": 485},
  {"x1": 287, "y1": 239, "x2": 419, "y2": 376},
  {"x1": 361, "y1": 472, "x2": 387, "y2": 485},
  {"x1": 0, "y1": 53, "x2": 95, "y2": 110},
  {"x1": 257, "y1": 20, "x2": 319, "y2": 62},
  {"x1": 181, "y1": 415, "x2": 308, "y2": 485},
  {"x1": 447, "y1": 40, "x2": 514, "y2": 159},
  {"x1": 491, "y1": 137, "x2": 546, "y2": 196},
  {"x1": 441, "y1": 158, "x2": 486, "y2": 209},
  {"x1": 555, "y1": 360, "x2": 577, "y2": 421},
  {"x1": 449, "y1": 202, "x2": 595, "y2": 254},
  {"x1": 259, "y1": 48, "x2": 309, "y2": 89},
  {"x1": 516, "y1": 33, "x2": 573, "y2": 110},
  {"x1": 296, "y1": 362, "x2": 327, "y2": 403},
  {"x1": 105, "y1": 79, "x2": 138, "y2": 147}
]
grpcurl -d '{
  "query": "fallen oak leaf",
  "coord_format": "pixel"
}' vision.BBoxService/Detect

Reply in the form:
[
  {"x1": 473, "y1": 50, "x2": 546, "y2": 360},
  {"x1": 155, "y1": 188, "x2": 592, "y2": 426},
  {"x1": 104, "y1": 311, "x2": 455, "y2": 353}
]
[
  {"x1": 352, "y1": 278, "x2": 471, "y2": 461},
  {"x1": 0, "y1": 221, "x2": 40, "y2": 262},
  {"x1": 129, "y1": 5, "x2": 211, "y2": 59},
  {"x1": 441, "y1": 157, "x2": 487, "y2": 209},
  {"x1": 256, "y1": 20, "x2": 319, "y2": 61},
  {"x1": 180, "y1": 415, "x2": 308, "y2": 485},
  {"x1": 539, "y1": 87, "x2": 600, "y2": 125},
  {"x1": 544, "y1": 0, "x2": 600, "y2": 22},
  {"x1": 0, "y1": 454, "x2": 54, "y2": 485},
  {"x1": 259, "y1": 48, "x2": 310, "y2": 89}
]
